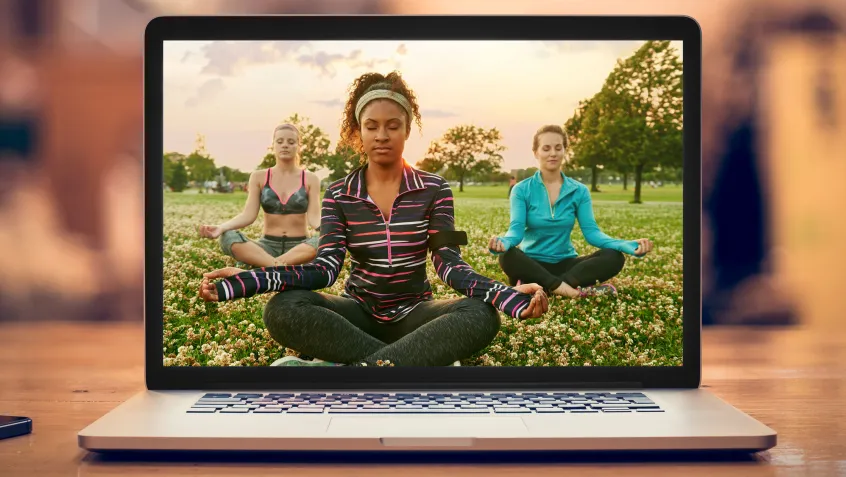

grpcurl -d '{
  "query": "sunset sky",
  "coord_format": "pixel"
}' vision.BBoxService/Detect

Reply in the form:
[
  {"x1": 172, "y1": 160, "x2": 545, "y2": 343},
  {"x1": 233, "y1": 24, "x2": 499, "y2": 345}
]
[{"x1": 163, "y1": 40, "x2": 683, "y2": 177}]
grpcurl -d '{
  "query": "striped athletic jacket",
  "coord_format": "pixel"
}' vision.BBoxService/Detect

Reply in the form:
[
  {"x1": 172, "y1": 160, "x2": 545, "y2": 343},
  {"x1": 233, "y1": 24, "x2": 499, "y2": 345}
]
[{"x1": 214, "y1": 161, "x2": 533, "y2": 321}]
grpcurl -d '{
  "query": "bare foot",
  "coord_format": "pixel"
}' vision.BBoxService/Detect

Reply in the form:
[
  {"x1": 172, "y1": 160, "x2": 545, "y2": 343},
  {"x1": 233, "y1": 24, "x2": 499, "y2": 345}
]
[{"x1": 552, "y1": 282, "x2": 580, "y2": 298}]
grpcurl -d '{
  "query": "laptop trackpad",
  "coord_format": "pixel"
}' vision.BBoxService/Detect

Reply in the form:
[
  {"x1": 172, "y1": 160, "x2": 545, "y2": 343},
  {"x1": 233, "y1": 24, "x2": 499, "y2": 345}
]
[{"x1": 326, "y1": 416, "x2": 528, "y2": 439}]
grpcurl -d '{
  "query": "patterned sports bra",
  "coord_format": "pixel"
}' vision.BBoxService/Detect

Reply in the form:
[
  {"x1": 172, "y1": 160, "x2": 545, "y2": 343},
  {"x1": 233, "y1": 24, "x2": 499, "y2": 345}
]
[{"x1": 260, "y1": 168, "x2": 309, "y2": 215}]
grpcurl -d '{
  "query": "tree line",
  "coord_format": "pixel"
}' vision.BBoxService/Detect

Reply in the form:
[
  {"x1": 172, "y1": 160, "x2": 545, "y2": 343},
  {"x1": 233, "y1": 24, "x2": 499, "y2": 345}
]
[
  {"x1": 163, "y1": 135, "x2": 252, "y2": 192},
  {"x1": 415, "y1": 40, "x2": 683, "y2": 203},
  {"x1": 163, "y1": 41, "x2": 682, "y2": 203},
  {"x1": 563, "y1": 40, "x2": 683, "y2": 203}
]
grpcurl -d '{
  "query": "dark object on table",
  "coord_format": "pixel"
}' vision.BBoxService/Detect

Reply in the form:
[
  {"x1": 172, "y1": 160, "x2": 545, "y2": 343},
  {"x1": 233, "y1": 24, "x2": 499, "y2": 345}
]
[{"x1": 0, "y1": 415, "x2": 32, "y2": 440}]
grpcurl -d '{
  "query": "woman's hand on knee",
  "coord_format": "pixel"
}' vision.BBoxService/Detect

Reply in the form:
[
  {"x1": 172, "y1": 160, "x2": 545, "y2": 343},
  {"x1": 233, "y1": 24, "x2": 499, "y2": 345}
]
[
  {"x1": 488, "y1": 236, "x2": 506, "y2": 253},
  {"x1": 633, "y1": 238, "x2": 654, "y2": 256},
  {"x1": 514, "y1": 283, "x2": 548, "y2": 320},
  {"x1": 198, "y1": 224, "x2": 223, "y2": 239},
  {"x1": 199, "y1": 267, "x2": 245, "y2": 302},
  {"x1": 199, "y1": 277, "x2": 219, "y2": 302}
]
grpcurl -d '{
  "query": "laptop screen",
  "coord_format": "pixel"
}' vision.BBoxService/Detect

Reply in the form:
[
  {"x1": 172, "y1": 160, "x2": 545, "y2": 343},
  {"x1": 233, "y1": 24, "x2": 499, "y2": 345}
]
[{"x1": 161, "y1": 39, "x2": 683, "y2": 369}]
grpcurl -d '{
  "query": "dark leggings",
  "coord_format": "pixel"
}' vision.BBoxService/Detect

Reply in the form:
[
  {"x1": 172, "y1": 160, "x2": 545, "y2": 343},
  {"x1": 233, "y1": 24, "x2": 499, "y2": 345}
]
[
  {"x1": 498, "y1": 247, "x2": 626, "y2": 294},
  {"x1": 262, "y1": 291, "x2": 501, "y2": 366}
]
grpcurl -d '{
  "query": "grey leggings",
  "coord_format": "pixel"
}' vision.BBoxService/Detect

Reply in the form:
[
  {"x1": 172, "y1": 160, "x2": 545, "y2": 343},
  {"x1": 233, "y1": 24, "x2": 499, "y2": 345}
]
[{"x1": 262, "y1": 290, "x2": 501, "y2": 366}]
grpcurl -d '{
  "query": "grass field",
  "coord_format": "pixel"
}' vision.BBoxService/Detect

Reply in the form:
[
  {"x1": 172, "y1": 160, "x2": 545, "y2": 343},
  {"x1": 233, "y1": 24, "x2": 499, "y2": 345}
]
[
  {"x1": 425, "y1": 183, "x2": 682, "y2": 202},
  {"x1": 163, "y1": 186, "x2": 683, "y2": 367}
]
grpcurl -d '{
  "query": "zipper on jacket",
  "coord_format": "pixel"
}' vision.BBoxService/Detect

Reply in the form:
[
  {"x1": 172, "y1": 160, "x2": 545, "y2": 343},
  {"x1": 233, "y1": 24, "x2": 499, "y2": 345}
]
[
  {"x1": 383, "y1": 190, "x2": 418, "y2": 266},
  {"x1": 385, "y1": 214, "x2": 392, "y2": 266},
  {"x1": 543, "y1": 186, "x2": 555, "y2": 219},
  {"x1": 341, "y1": 190, "x2": 417, "y2": 267}
]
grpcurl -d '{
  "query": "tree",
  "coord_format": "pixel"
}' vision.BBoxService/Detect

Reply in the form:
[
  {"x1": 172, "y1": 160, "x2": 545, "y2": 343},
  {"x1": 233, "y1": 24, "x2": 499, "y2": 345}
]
[
  {"x1": 415, "y1": 156, "x2": 446, "y2": 175},
  {"x1": 258, "y1": 150, "x2": 275, "y2": 170},
  {"x1": 325, "y1": 142, "x2": 361, "y2": 181},
  {"x1": 422, "y1": 125, "x2": 506, "y2": 192},
  {"x1": 516, "y1": 167, "x2": 538, "y2": 181},
  {"x1": 170, "y1": 161, "x2": 188, "y2": 192},
  {"x1": 218, "y1": 165, "x2": 234, "y2": 182},
  {"x1": 230, "y1": 169, "x2": 250, "y2": 183},
  {"x1": 163, "y1": 152, "x2": 185, "y2": 186},
  {"x1": 215, "y1": 165, "x2": 249, "y2": 184},
  {"x1": 184, "y1": 151, "x2": 217, "y2": 185},
  {"x1": 565, "y1": 98, "x2": 607, "y2": 192},
  {"x1": 598, "y1": 40, "x2": 683, "y2": 203}
]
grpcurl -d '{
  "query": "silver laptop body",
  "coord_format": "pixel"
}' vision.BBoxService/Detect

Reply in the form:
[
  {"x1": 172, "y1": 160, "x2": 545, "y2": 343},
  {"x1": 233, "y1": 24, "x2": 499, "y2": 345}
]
[{"x1": 79, "y1": 14, "x2": 776, "y2": 454}]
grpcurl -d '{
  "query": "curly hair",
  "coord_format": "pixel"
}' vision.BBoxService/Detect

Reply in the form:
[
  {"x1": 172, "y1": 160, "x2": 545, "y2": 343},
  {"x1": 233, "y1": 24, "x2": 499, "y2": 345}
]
[{"x1": 339, "y1": 71, "x2": 423, "y2": 162}]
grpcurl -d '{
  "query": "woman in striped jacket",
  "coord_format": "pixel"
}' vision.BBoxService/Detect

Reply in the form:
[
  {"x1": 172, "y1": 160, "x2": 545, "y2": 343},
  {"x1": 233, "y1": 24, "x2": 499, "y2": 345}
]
[{"x1": 200, "y1": 71, "x2": 548, "y2": 366}]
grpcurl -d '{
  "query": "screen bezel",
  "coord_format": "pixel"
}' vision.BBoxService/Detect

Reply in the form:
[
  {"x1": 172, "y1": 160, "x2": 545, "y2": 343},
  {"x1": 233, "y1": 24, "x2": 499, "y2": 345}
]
[{"x1": 145, "y1": 14, "x2": 701, "y2": 391}]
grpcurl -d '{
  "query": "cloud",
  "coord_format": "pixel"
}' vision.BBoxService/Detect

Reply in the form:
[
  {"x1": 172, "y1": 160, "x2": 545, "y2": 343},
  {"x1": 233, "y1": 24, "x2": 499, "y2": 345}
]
[
  {"x1": 310, "y1": 99, "x2": 345, "y2": 108},
  {"x1": 188, "y1": 41, "x2": 401, "y2": 79},
  {"x1": 396, "y1": 44, "x2": 408, "y2": 55},
  {"x1": 542, "y1": 40, "x2": 645, "y2": 58},
  {"x1": 196, "y1": 41, "x2": 311, "y2": 76},
  {"x1": 297, "y1": 49, "x2": 399, "y2": 77},
  {"x1": 421, "y1": 108, "x2": 458, "y2": 119},
  {"x1": 185, "y1": 78, "x2": 226, "y2": 108}
]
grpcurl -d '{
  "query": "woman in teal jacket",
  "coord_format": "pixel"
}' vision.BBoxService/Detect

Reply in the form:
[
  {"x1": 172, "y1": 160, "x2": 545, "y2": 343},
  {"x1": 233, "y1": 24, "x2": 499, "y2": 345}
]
[{"x1": 489, "y1": 125, "x2": 653, "y2": 298}]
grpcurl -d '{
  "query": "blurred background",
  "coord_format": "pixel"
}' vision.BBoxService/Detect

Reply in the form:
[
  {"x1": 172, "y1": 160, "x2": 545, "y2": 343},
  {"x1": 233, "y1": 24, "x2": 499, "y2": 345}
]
[{"x1": 0, "y1": 0, "x2": 843, "y2": 329}]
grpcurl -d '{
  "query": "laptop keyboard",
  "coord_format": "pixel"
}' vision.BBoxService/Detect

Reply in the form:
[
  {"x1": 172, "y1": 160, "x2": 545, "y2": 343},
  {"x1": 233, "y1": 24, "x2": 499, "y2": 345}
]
[{"x1": 187, "y1": 392, "x2": 663, "y2": 414}]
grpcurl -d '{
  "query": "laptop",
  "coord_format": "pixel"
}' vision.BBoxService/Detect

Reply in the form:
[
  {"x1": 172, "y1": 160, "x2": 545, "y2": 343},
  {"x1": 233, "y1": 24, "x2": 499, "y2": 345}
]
[{"x1": 78, "y1": 14, "x2": 777, "y2": 453}]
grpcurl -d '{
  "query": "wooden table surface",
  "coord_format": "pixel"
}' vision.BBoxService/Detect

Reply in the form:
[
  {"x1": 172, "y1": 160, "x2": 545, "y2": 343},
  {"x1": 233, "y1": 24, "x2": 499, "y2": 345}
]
[{"x1": 1, "y1": 321, "x2": 844, "y2": 476}]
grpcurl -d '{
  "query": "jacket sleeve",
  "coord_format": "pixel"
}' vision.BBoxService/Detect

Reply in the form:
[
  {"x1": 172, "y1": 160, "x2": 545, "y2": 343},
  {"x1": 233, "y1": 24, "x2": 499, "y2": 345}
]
[
  {"x1": 214, "y1": 187, "x2": 348, "y2": 301},
  {"x1": 576, "y1": 188, "x2": 640, "y2": 255},
  {"x1": 428, "y1": 181, "x2": 533, "y2": 319},
  {"x1": 491, "y1": 183, "x2": 526, "y2": 254}
]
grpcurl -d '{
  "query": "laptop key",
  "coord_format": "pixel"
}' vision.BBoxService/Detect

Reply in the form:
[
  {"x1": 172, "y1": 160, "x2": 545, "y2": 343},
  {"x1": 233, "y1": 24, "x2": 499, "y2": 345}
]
[
  {"x1": 196, "y1": 398, "x2": 243, "y2": 404},
  {"x1": 253, "y1": 408, "x2": 283, "y2": 413},
  {"x1": 187, "y1": 407, "x2": 217, "y2": 413},
  {"x1": 535, "y1": 408, "x2": 566, "y2": 413},
  {"x1": 233, "y1": 393, "x2": 263, "y2": 399},
  {"x1": 265, "y1": 394, "x2": 295, "y2": 399},
  {"x1": 635, "y1": 409, "x2": 665, "y2": 413},
  {"x1": 288, "y1": 408, "x2": 325, "y2": 414},
  {"x1": 220, "y1": 408, "x2": 250, "y2": 413},
  {"x1": 494, "y1": 407, "x2": 531, "y2": 413},
  {"x1": 201, "y1": 393, "x2": 232, "y2": 399}
]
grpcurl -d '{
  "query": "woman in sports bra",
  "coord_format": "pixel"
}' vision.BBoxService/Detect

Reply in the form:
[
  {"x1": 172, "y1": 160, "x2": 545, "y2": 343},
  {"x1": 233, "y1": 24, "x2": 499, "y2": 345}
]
[
  {"x1": 199, "y1": 71, "x2": 549, "y2": 367},
  {"x1": 197, "y1": 123, "x2": 321, "y2": 268}
]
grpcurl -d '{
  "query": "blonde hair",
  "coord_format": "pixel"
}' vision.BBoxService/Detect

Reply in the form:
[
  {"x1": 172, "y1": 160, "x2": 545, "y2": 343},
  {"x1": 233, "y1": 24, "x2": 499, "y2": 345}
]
[
  {"x1": 273, "y1": 123, "x2": 301, "y2": 140},
  {"x1": 532, "y1": 125, "x2": 569, "y2": 152}
]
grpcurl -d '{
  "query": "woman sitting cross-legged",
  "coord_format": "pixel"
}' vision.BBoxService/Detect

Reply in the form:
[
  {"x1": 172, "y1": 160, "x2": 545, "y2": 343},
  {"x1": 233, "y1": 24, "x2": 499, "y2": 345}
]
[
  {"x1": 489, "y1": 125, "x2": 653, "y2": 299},
  {"x1": 197, "y1": 123, "x2": 321, "y2": 268},
  {"x1": 199, "y1": 71, "x2": 548, "y2": 367}
]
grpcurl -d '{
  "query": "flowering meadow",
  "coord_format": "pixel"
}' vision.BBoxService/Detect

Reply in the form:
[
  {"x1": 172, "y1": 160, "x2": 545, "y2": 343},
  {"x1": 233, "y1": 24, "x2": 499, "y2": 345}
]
[{"x1": 163, "y1": 188, "x2": 683, "y2": 367}]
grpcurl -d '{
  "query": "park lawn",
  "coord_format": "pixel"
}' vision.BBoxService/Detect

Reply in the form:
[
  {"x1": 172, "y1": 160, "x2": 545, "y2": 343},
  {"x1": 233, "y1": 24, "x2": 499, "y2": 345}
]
[
  {"x1": 166, "y1": 183, "x2": 682, "y2": 203},
  {"x1": 428, "y1": 184, "x2": 682, "y2": 202},
  {"x1": 162, "y1": 189, "x2": 683, "y2": 367}
]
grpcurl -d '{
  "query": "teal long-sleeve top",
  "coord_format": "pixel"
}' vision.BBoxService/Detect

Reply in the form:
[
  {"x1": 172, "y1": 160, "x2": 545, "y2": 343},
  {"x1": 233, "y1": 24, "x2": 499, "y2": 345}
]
[{"x1": 493, "y1": 171, "x2": 640, "y2": 263}]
